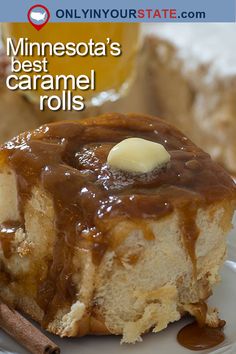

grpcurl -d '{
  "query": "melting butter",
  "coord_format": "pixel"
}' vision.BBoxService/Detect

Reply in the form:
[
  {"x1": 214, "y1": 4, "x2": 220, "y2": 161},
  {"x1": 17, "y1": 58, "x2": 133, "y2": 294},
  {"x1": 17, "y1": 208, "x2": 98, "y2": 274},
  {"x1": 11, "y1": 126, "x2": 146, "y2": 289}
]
[{"x1": 107, "y1": 138, "x2": 170, "y2": 173}]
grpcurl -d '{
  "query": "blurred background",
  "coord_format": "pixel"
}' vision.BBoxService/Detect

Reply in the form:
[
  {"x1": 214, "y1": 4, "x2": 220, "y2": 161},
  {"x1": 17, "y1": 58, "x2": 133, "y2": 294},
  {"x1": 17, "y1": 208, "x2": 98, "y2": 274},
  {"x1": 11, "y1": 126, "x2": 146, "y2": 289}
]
[{"x1": 0, "y1": 23, "x2": 235, "y2": 174}]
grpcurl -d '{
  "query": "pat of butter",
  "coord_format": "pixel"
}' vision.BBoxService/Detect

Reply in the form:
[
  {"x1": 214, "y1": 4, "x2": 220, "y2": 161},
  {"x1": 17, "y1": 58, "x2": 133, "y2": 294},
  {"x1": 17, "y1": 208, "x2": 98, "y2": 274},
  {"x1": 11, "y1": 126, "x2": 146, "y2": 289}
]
[{"x1": 107, "y1": 138, "x2": 170, "y2": 173}]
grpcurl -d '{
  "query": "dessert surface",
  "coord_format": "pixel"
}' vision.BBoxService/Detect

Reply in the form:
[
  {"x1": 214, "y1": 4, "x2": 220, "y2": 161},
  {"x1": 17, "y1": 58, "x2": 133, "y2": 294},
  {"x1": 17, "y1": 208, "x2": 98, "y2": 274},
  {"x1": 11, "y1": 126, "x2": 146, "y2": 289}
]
[{"x1": 0, "y1": 113, "x2": 235, "y2": 343}]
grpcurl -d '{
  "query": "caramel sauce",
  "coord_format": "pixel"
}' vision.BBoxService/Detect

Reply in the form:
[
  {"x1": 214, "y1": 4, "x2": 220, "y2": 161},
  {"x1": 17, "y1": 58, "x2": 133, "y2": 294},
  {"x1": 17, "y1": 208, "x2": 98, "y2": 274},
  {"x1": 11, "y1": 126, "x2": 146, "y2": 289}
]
[
  {"x1": 177, "y1": 321, "x2": 225, "y2": 351},
  {"x1": 0, "y1": 221, "x2": 21, "y2": 258},
  {"x1": 179, "y1": 207, "x2": 199, "y2": 277},
  {"x1": 126, "y1": 253, "x2": 140, "y2": 265},
  {"x1": 192, "y1": 301, "x2": 208, "y2": 327},
  {"x1": 0, "y1": 113, "x2": 235, "y2": 326}
]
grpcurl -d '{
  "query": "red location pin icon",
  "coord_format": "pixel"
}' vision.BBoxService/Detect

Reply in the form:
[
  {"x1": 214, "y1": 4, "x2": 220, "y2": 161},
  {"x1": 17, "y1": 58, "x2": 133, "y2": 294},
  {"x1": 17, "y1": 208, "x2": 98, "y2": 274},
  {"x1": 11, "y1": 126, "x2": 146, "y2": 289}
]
[{"x1": 27, "y1": 4, "x2": 50, "y2": 31}]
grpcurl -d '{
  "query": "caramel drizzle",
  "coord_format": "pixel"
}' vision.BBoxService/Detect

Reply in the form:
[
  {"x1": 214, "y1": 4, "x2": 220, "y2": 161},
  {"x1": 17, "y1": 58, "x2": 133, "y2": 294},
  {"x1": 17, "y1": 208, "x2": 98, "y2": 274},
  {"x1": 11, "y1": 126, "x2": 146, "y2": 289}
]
[
  {"x1": 177, "y1": 320, "x2": 225, "y2": 351},
  {"x1": 179, "y1": 206, "x2": 199, "y2": 278},
  {"x1": 0, "y1": 221, "x2": 21, "y2": 259}
]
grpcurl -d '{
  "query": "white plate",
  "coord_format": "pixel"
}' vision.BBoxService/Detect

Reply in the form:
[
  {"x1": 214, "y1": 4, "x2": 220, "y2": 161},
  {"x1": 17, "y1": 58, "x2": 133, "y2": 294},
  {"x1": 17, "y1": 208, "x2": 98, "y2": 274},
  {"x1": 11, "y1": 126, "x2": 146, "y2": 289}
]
[{"x1": 1, "y1": 218, "x2": 236, "y2": 354}]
